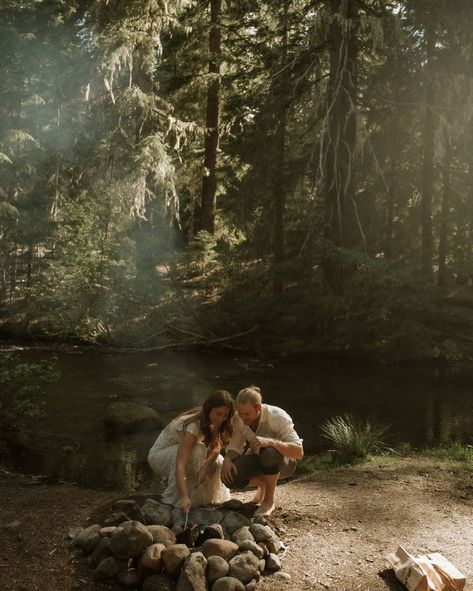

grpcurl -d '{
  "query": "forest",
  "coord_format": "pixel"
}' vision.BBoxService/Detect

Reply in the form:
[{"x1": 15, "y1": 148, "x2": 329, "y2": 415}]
[{"x1": 2, "y1": 0, "x2": 473, "y2": 362}]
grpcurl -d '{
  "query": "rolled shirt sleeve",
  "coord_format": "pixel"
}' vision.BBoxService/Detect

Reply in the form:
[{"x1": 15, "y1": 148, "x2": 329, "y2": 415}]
[{"x1": 226, "y1": 414, "x2": 247, "y2": 456}]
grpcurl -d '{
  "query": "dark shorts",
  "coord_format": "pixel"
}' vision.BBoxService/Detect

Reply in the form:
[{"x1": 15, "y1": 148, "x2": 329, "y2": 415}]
[{"x1": 229, "y1": 446, "x2": 297, "y2": 489}]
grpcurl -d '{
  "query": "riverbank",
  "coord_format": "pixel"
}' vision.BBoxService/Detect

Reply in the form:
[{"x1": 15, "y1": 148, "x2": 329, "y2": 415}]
[{"x1": 1, "y1": 456, "x2": 472, "y2": 591}]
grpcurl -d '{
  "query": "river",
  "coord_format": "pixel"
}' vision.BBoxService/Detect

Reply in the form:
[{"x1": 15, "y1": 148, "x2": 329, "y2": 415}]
[{"x1": 5, "y1": 346, "x2": 473, "y2": 490}]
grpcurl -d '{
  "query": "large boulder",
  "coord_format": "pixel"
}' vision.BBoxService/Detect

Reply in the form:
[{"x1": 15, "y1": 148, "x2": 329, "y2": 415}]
[
  {"x1": 103, "y1": 402, "x2": 162, "y2": 434},
  {"x1": 109, "y1": 521, "x2": 153, "y2": 559},
  {"x1": 176, "y1": 552, "x2": 207, "y2": 591}
]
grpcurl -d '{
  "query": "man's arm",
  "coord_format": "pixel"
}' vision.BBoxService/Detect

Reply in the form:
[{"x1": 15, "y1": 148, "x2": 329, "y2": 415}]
[{"x1": 221, "y1": 449, "x2": 240, "y2": 485}]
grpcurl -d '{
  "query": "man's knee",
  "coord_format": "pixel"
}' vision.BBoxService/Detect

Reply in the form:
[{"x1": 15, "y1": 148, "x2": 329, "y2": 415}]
[{"x1": 259, "y1": 446, "x2": 282, "y2": 475}]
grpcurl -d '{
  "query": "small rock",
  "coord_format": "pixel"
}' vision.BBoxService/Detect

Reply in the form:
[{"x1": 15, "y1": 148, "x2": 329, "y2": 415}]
[
  {"x1": 257, "y1": 543, "x2": 268, "y2": 558},
  {"x1": 248, "y1": 524, "x2": 275, "y2": 544},
  {"x1": 228, "y1": 551, "x2": 260, "y2": 584},
  {"x1": 221, "y1": 499, "x2": 244, "y2": 511},
  {"x1": 139, "y1": 543, "x2": 166, "y2": 572},
  {"x1": 238, "y1": 540, "x2": 264, "y2": 559},
  {"x1": 109, "y1": 520, "x2": 153, "y2": 559},
  {"x1": 232, "y1": 527, "x2": 254, "y2": 545},
  {"x1": 142, "y1": 573, "x2": 174, "y2": 591},
  {"x1": 207, "y1": 555, "x2": 229, "y2": 584},
  {"x1": 176, "y1": 551, "x2": 207, "y2": 591},
  {"x1": 196, "y1": 523, "x2": 224, "y2": 546},
  {"x1": 148, "y1": 524, "x2": 177, "y2": 547},
  {"x1": 265, "y1": 552, "x2": 282, "y2": 572},
  {"x1": 274, "y1": 571, "x2": 291, "y2": 580},
  {"x1": 111, "y1": 499, "x2": 144, "y2": 522},
  {"x1": 202, "y1": 539, "x2": 239, "y2": 561},
  {"x1": 245, "y1": 580, "x2": 257, "y2": 591},
  {"x1": 221, "y1": 512, "x2": 252, "y2": 535},
  {"x1": 90, "y1": 537, "x2": 112, "y2": 567},
  {"x1": 66, "y1": 527, "x2": 82, "y2": 540},
  {"x1": 99, "y1": 526, "x2": 117, "y2": 537},
  {"x1": 258, "y1": 559, "x2": 265, "y2": 573},
  {"x1": 3, "y1": 520, "x2": 21, "y2": 532},
  {"x1": 162, "y1": 544, "x2": 191, "y2": 578},
  {"x1": 103, "y1": 512, "x2": 130, "y2": 527},
  {"x1": 117, "y1": 567, "x2": 141, "y2": 588},
  {"x1": 94, "y1": 556, "x2": 128, "y2": 580},
  {"x1": 212, "y1": 576, "x2": 245, "y2": 591},
  {"x1": 142, "y1": 498, "x2": 173, "y2": 527},
  {"x1": 251, "y1": 515, "x2": 268, "y2": 526},
  {"x1": 73, "y1": 524, "x2": 101, "y2": 549}
]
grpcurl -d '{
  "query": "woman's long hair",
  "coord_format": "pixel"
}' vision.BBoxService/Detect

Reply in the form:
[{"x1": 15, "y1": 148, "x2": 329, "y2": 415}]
[{"x1": 182, "y1": 390, "x2": 234, "y2": 447}]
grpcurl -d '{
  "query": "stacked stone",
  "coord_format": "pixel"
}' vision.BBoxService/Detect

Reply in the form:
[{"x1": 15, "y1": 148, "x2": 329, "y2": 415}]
[{"x1": 72, "y1": 498, "x2": 286, "y2": 591}]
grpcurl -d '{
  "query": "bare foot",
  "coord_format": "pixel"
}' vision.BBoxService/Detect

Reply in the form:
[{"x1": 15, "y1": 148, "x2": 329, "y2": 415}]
[
  {"x1": 255, "y1": 503, "x2": 275, "y2": 516},
  {"x1": 252, "y1": 486, "x2": 265, "y2": 504}
]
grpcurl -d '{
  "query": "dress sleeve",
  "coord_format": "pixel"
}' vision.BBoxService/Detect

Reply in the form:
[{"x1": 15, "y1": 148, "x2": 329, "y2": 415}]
[{"x1": 183, "y1": 419, "x2": 200, "y2": 438}]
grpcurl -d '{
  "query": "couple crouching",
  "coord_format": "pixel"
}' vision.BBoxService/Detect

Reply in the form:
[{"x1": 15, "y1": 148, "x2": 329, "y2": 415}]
[{"x1": 148, "y1": 386, "x2": 304, "y2": 517}]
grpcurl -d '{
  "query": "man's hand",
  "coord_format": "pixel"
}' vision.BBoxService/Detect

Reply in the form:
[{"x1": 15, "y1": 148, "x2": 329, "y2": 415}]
[
  {"x1": 249, "y1": 436, "x2": 274, "y2": 453},
  {"x1": 221, "y1": 456, "x2": 237, "y2": 486}
]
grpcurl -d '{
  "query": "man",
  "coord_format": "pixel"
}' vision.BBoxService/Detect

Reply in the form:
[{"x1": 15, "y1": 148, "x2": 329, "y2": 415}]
[{"x1": 221, "y1": 385, "x2": 304, "y2": 516}]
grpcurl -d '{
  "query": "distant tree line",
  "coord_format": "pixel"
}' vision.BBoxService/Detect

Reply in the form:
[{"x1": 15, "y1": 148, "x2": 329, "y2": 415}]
[{"x1": 1, "y1": 0, "x2": 473, "y2": 358}]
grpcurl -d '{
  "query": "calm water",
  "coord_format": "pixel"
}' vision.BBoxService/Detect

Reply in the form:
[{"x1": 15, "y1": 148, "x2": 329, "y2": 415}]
[{"x1": 6, "y1": 346, "x2": 473, "y2": 490}]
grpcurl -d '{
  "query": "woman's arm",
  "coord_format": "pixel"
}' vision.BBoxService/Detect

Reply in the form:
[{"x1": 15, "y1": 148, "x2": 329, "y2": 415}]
[{"x1": 176, "y1": 431, "x2": 197, "y2": 512}]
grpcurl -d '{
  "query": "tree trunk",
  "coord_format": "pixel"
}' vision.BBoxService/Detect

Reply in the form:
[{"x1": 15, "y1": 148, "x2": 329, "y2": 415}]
[
  {"x1": 195, "y1": 0, "x2": 222, "y2": 235},
  {"x1": 272, "y1": 0, "x2": 289, "y2": 297},
  {"x1": 322, "y1": 0, "x2": 359, "y2": 287},
  {"x1": 386, "y1": 156, "x2": 396, "y2": 259},
  {"x1": 421, "y1": 27, "x2": 437, "y2": 279},
  {"x1": 437, "y1": 133, "x2": 451, "y2": 288}
]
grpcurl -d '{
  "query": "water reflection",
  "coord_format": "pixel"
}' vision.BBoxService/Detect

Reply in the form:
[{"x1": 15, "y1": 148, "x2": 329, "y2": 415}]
[{"x1": 8, "y1": 348, "x2": 473, "y2": 489}]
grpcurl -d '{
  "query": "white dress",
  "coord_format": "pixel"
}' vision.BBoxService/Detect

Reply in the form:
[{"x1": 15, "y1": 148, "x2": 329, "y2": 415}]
[{"x1": 147, "y1": 414, "x2": 230, "y2": 507}]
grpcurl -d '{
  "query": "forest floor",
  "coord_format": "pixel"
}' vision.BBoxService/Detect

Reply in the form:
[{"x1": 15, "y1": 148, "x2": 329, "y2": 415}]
[{"x1": 1, "y1": 456, "x2": 473, "y2": 591}]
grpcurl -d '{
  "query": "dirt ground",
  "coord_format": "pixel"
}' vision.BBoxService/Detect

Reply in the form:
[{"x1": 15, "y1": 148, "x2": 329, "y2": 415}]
[{"x1": 1, "y1": 457, "x2": 473, "y2": 591}]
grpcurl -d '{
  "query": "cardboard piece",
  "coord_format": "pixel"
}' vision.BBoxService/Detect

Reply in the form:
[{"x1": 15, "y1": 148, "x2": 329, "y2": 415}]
[{"x1": 386, "y1": 546, "x2": 465, "y2": 591}]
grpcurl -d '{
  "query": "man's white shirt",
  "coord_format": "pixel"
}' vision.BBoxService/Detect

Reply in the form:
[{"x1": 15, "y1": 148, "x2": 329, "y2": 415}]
[{"x1": 226, "y1": 403, "x2": 303, "y2": 456}]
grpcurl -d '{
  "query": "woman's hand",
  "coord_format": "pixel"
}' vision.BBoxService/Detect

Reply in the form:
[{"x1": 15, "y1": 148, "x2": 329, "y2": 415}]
[{"x1": 180, "y1": 494, "x2": 191, "y2": 513}]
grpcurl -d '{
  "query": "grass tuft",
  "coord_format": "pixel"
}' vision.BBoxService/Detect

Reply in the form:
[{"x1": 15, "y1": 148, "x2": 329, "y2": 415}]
[{"x1": 321, "y1": 414, "x2": 389, "y2": 464}]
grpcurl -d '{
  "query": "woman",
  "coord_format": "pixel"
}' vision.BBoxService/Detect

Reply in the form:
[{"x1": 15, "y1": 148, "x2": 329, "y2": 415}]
[{"x1": 148, "y1": 390, "x2": 234, "y2": 512}]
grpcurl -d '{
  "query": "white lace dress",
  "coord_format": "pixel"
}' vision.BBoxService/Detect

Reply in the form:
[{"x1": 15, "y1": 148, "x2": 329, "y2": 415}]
[{"x1": 147, "y1": 414, "x2": 230, "y2": 507}]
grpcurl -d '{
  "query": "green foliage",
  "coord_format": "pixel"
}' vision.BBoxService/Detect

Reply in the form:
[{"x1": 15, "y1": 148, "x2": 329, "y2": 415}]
[
  {"x1": 321, "y1": 414, "x2": 389, "y2": 464},
  {"x1": 0, "y1": 352, "x2": 59, "y2": 443},
  {"x1": 295, "y1": 453, "x2": 334, "y2": 475},
  {"x1": 424, "y1": 442, "x2": 473, "y2": 464}
]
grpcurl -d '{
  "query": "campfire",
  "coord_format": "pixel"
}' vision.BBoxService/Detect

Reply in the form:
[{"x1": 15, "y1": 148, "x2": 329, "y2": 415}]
[{"x1": 71, "y1": 497, "x2": 287, "y2": 590}]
